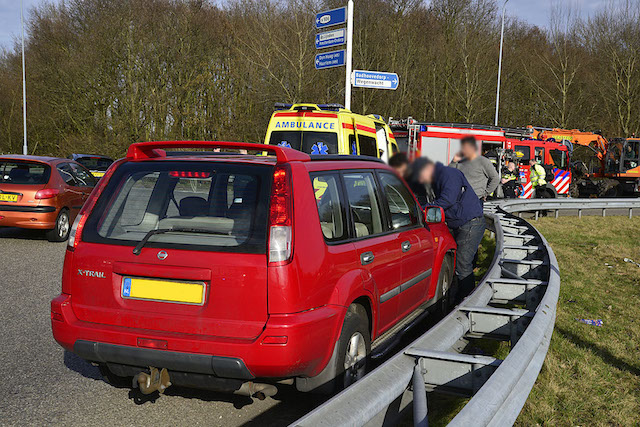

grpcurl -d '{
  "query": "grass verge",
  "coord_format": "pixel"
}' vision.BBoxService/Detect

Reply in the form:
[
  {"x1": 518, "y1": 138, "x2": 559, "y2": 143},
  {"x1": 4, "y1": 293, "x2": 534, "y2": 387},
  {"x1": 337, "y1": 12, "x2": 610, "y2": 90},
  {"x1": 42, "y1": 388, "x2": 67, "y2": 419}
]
[{"x1": 516, "y1": 216, "x2": 640, "y2": 426}]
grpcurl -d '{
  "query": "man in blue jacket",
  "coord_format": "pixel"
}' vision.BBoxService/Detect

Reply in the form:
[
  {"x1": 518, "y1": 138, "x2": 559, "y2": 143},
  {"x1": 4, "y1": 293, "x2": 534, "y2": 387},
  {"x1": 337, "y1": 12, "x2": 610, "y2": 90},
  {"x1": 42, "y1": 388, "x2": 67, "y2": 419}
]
[{"x1": 412, "y1": 158, "x2": 485, "y2": 299}]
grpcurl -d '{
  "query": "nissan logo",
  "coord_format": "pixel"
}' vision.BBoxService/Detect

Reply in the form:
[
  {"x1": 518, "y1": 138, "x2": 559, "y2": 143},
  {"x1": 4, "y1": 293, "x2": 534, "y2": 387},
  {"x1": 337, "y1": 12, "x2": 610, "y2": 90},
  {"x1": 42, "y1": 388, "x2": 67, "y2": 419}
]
[{"x1": 157, "y1": 250, "x2": 168, "y2": 260}]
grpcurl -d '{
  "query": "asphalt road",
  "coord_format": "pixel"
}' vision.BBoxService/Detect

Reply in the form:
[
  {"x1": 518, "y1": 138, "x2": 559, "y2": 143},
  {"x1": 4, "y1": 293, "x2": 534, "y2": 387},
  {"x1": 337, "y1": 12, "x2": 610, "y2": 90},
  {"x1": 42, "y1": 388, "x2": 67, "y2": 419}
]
[{"x1": 0, "y1": 227, "x2": 324, "y2": 426}]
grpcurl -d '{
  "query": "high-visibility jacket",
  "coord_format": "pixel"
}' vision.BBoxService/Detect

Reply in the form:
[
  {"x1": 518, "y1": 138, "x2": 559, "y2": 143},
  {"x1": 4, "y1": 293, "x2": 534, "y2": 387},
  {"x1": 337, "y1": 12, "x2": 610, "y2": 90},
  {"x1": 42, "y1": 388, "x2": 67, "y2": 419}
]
[{"x1": 530, "y1": 164, "x2": 547, "y2": 187}]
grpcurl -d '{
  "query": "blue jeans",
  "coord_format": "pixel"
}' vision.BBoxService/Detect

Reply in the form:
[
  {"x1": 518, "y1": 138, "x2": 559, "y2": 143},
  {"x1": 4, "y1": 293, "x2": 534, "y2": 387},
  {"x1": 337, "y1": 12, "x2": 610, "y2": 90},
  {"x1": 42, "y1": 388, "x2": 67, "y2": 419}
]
[{"x1": 452, "y1": 216, "x2": 486, "y2": 300}]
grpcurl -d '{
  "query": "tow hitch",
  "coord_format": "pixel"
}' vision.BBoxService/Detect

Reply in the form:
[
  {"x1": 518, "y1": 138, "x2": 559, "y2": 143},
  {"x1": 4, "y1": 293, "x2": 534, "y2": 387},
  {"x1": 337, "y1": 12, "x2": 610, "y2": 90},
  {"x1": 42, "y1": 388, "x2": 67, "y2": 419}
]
[{"x1": 133, "y1": 367, "x2": 171, "y2": 394}]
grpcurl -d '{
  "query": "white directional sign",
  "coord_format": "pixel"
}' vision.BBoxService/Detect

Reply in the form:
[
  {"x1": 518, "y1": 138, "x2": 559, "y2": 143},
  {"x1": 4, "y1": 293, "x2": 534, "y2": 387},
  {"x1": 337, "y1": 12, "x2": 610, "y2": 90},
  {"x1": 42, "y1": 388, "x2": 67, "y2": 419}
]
[
  {"x1": 352, "y1": 70, "x2": 399, "y2": 90},
  {"x1": 315, "y1": 28, "x2": 346, "y2": 49}
]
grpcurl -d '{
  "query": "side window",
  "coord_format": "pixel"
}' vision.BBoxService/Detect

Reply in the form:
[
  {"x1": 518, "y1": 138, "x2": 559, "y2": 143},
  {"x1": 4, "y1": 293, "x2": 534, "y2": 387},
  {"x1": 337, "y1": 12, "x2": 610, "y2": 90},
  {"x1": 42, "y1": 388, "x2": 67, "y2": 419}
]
[
  {"x1": 358, "y1": 135, "x2": 378, "y2": 157},
  {"x1": 348, "y1": 134, "x2": 357, "y2": 155},
  {"x1": 57, "y1": 163, "x2": 77, "y2": 186},
  {"x1": 535, "y1": 147, "x2": 545, "y2": 162},
  {"x1": 378, "y1": 172, "x2": 419, "y2": 229},
  {"x1": 70, "y1": 163, "x2": 97, "y2": 187},
  {"x1": 515, "y1": 145, "x2": 531, "y2": 161},
  {"x1": 343, "y1": 172, "x2": 383, "y2": 238},
  {"x1": 311, "y1": 173, "x2": 347, "y2": 242}
]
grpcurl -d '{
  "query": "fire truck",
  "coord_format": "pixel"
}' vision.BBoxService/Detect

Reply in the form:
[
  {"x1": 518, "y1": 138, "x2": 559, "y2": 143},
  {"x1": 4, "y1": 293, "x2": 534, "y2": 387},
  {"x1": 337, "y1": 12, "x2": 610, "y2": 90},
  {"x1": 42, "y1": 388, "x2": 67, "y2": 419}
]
[{"x1": 388, "y1": 119, "x2": 572, "y2": 198}]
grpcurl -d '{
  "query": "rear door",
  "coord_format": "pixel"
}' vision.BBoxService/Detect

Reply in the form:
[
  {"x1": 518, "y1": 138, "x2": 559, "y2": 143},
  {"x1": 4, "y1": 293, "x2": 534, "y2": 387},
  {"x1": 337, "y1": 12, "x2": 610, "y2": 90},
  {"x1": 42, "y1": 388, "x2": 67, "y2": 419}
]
[
  {"x1": 376, "y1": 171, "x2": 435, "y2": 317},
  {"x1": 74, "y1": 160, "x2": 272, "y2": 339},
  {"x1": 342, "y1": 171, "x2": 402, "y2": 334}
]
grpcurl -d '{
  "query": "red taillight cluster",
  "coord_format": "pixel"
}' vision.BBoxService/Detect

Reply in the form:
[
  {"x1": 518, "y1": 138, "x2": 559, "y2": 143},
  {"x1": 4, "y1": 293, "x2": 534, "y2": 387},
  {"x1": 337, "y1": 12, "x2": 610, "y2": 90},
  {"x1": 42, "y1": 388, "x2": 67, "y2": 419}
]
[
  {"x1": 35, "y1": 188, "x2": 59, "y2": 199},
  {"x1": 268, "y1": 165, "x2": 293, "y2": 264},
  {"x1": 269, "y1": 167, "x2": 292, "y2": 226},
  {"x1": 169, "y1": 171, "x2": 211, "y2": 178},
  {"x1": 67, "y1": 160, "x2": 121, "y2": 251}
]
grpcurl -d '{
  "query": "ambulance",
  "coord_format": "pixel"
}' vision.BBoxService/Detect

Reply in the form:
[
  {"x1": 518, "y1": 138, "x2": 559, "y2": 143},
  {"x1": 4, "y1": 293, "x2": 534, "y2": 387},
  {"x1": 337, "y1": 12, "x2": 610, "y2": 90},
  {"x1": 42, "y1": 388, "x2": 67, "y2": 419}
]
[{"x1": 264, "y1": 103, "x2": 399, "y2": 162}]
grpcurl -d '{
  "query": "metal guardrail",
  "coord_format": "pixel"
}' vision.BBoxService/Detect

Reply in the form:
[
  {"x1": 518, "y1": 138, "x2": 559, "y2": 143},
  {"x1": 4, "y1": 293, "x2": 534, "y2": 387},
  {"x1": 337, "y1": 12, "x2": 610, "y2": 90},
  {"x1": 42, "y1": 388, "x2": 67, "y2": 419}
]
[
  {"x1": 496, "y1": 198, "x2": 640, "y2": 220},
  {"x1": 292, "y1": 205, "x2": 560, "y2": 427}
]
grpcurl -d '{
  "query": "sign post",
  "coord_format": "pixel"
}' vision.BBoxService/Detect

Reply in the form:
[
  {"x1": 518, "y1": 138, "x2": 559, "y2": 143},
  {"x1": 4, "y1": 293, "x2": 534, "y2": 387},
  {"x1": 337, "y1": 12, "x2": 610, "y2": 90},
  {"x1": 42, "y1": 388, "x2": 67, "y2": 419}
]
[
  {"x1": 344, "y1": 0, "x2": 353, "y2": 110},
  {"x1": 314, "y1": 2, "x2": 353, "y2": 109},
  {"x1": 352, "y1": 70, "x2": 399, "y2": 90}
]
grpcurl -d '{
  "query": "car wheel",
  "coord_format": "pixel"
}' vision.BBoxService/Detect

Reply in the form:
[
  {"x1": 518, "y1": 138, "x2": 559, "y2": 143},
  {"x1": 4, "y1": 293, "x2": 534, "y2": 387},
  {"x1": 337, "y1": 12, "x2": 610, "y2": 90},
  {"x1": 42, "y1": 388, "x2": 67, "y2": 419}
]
[
  {"x1": 46, "y1": 209, "x2": 70, "y2": 242},
  {"x1": 336, "y1": 304, "x2": 371, "y2": 389},
  {"x1": 294, "y1": 304, "x2": 371, "y2": 394},
  {"x1": 438, "y1": 254, "x2": 455, "y2": 315},
  {"x1": 98, "y1": 364, "x2": 131, "y2": 388}
]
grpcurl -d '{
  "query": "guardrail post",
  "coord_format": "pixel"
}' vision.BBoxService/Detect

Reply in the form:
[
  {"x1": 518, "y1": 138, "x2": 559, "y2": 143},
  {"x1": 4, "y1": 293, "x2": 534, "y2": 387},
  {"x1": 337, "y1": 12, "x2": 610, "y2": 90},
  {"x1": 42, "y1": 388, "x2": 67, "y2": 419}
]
[
  {"x1": 554, "y1": 210, "x2": 559, "y2": 219},
  {"x1": 534, "y1": 211, "x2": 539, "y2": 221},
  {"x1": 578, "y1": 209, "x2": 582, "y2": 219},
  {"x1": 413, "y1": 363, "x2": 428, "y2": 427},
  {"x1": 629, "y1": 208, "x2": 633, "y2": 219},
  {"x1": 602, "y1": 208, "x2": 606, "y2": 217}
]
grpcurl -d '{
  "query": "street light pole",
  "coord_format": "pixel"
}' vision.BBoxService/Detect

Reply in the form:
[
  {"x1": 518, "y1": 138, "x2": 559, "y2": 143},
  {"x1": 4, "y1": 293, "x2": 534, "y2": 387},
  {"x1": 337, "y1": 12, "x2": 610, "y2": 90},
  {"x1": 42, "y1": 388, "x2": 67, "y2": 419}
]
[
  {"x1": 21, "y1": 0, "x2": 28, "y2": 155},
  {"x1": 494, "y1": 0, "x2": 509, "y2": 127}
]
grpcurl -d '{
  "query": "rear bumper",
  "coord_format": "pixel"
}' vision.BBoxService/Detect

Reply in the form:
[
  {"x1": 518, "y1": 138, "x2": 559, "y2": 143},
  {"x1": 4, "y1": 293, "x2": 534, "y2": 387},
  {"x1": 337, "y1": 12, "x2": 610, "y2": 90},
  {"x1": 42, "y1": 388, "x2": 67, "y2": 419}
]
[
  {"x1": 0, "y1": 204, "x2": 58, "y2": 229},
  {"x1": 51, "y1": 294, "x2": 345, "y2": 379},
  {"x1": 74, "y1": 340, "x2": 253, "y2": 379}
]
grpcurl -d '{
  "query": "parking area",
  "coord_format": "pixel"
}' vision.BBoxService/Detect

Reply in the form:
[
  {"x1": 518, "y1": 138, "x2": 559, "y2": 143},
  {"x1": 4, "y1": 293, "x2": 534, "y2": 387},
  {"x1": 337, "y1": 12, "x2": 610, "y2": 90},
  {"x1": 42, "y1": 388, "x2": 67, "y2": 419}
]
[{"x1": 0, "y1": 228, "x2": 322, "y2": 426}]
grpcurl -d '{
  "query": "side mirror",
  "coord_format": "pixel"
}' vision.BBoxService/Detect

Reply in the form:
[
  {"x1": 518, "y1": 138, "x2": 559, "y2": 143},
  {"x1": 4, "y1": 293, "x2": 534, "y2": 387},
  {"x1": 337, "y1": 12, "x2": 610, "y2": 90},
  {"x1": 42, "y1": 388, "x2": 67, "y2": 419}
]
[{"x1": 425, "y1": 206, "x2": 445, "y2": 224}]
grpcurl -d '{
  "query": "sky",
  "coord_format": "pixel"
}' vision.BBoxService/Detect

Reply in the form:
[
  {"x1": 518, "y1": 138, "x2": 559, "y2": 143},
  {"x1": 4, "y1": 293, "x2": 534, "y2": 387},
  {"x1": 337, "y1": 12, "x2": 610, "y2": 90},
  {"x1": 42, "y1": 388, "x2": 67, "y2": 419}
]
[{"x1": 0, "y1": 0, "x2": 621, "y2": 50}]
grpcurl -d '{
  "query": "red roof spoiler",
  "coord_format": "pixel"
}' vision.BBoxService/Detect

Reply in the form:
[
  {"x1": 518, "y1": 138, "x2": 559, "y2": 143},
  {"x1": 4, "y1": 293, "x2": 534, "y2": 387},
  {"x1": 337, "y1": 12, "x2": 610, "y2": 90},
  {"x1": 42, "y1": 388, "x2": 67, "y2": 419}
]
[{"x1": 126, "y1": 141, "x2": 310, "y2": 163}]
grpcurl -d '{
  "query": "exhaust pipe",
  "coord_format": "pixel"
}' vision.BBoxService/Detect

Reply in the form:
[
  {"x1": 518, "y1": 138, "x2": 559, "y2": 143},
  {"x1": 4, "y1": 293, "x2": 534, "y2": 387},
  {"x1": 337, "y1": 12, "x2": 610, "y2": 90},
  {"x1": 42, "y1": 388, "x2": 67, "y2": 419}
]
[
  {"x1": 134, "y1": 367, "x2": 172, "y2": 395},
  {"x1": 233, "y1": 382, "x2": 278, "y2": 400}
]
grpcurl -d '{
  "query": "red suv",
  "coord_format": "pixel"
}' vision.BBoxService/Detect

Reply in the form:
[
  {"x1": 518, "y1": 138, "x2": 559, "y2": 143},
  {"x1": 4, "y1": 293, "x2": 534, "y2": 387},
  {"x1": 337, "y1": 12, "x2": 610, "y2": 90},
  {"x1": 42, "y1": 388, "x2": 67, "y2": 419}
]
[{"x1": 51, "y1": 141, "x2": 456, "y2": 396}]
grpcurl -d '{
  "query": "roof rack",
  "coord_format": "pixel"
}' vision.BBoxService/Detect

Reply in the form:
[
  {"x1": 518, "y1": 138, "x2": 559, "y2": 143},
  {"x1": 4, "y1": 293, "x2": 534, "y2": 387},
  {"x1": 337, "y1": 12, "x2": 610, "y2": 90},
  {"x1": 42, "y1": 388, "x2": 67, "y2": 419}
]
[{"x1": 309, "y1": 155, "x2": 384, "y2": 164}]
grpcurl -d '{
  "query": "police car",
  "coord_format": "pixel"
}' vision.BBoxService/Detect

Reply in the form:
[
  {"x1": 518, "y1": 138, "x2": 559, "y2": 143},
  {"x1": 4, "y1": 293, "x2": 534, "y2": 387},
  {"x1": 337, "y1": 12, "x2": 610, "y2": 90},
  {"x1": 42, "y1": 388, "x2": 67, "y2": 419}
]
[{"x1": 264, "y1": 103, "x2": 399, "y2": 162}]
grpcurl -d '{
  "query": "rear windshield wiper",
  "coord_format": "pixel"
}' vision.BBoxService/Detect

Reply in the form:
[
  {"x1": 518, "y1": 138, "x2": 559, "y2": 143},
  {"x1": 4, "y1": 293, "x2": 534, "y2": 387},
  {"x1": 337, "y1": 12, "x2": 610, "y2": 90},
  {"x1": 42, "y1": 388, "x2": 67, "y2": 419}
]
[{"x1": 132, "y1": 227, "x2": 230, "y2": 255}]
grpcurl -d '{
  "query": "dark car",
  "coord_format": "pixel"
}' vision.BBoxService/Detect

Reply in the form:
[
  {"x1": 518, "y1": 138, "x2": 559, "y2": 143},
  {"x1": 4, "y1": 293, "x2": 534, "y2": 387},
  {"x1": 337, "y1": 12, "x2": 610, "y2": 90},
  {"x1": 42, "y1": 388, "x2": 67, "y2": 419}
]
[{"x1": 69, "y1": 154, "x2": 114, "y2": 179}]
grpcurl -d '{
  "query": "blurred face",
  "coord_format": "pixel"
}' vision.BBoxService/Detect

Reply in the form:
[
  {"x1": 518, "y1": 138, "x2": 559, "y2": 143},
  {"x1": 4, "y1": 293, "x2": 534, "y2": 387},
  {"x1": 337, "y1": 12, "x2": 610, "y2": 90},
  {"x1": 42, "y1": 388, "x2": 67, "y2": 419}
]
[
  {"x1": 418, "y1": 163, "x2": 435, "y2": 184},
  {"x1": 507, "y1": 162, "x2": 516, "y2": 171},
  {"x1": 460, "y1": 142, "x2": 476, "y2": 159},
  {"x1": 394, "y1": 163, "x2": 408, "y2": 178}
]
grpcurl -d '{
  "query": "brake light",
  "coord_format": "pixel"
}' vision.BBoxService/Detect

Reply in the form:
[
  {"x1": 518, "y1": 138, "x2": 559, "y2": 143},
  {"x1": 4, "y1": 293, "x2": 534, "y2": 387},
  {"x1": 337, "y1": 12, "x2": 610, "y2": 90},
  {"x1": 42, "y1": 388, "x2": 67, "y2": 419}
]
[
  {"x1": 35, "y1": 188, "x2": 59, "y2": 199},
  {"x1": 67, "y1": 213, "x2": 87, "y2": 250},
  {"x1": 169, "y1": 171, "x2": 211, "y2": 178},
  {"x1": 268, "y1": 165, "x2": 293, "y2": 264}
]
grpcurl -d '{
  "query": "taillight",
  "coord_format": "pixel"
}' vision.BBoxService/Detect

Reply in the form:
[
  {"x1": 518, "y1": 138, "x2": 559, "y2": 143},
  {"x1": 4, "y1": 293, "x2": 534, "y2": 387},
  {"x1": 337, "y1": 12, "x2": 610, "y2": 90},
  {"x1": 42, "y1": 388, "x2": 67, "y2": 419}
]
[
  {"x1": 67, "y1": 158, "x2": 122, "y2": 251},
  {"x1": 35, "y1": 188, "x2": 59, "y2": 199},
  {"x1": 268, "y1": 165, "x2": 293, "y2": 264},
  {"x1": 67, "y1": 213, "x2": 87, "y2": 250}
]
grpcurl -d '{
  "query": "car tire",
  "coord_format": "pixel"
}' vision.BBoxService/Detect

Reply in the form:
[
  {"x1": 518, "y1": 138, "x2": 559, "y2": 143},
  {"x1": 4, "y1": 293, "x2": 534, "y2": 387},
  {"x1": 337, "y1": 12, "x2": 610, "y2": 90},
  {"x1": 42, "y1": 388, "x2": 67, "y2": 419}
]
[
  {"x1": 438, "y1": 254, "x2": 455, "y2": 315},
  {"x1": 335, "y1": 304, "x2": 371, "y2": 390},
  {"x1": 295, "y1": 304, "x2": 371, "y2": 394},
  {"x1": 46, "y1": 209, "x2": 70, "y2": 242}
]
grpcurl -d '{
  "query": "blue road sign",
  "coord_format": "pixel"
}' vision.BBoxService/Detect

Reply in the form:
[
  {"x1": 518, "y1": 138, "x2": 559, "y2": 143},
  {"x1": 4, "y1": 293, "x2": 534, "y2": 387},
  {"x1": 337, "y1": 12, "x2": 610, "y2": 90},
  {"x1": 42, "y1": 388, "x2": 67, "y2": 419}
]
[
  {"x1": 352, "y1": 70, "x2": 399, "y2": 90},
  {"x1": 315, "y1": 7, "x2": 347, "y2": 29},
  {"x1": 315, "y1": 50, "x2": 346, "y2": 70},
  {"x1": 315, "y1": 28, "x2": 346, "y2": 49}
]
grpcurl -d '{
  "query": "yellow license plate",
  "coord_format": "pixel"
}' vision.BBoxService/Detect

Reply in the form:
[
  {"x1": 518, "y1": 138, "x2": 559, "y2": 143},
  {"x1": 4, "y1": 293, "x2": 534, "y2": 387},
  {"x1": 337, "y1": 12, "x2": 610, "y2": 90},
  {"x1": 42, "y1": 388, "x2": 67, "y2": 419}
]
[
  {"x1": 92, "y1": 172, "x2": 105, "y2": 178},
  {"x1": 121, "y1": 277, "x2": 206, "y2": 305},
  {"x1": 0, "y1": 194, "x2": 18, "y2": 202}
]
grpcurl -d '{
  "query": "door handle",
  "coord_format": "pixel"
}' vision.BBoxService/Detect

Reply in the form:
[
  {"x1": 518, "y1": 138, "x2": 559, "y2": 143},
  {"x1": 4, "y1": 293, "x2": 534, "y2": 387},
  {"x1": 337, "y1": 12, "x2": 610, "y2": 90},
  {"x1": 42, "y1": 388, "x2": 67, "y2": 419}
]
[
  {"x1": 360, "y1": 251, "x2": 375, "y2": 265},
  {"x1": 401, "y1": 241, "x2": 412, "y2": 252}
]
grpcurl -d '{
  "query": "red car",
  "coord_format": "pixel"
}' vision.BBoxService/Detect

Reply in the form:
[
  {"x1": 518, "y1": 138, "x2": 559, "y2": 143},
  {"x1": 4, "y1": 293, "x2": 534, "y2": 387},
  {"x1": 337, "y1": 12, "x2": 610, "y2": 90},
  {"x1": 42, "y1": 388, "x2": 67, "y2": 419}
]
[
  {"x1": 51, "y1": 141, "x2": 456, "y2": 396},
  {"x1": 0, "y1": 156, "x2": 96, "y2": 241}
]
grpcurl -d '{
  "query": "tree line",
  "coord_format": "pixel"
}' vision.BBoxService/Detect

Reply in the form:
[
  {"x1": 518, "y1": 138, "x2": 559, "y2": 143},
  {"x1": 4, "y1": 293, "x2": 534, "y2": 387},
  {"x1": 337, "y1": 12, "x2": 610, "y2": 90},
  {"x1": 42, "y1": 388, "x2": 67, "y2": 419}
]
[{"x1": 1, "y1": 0, "x2": 639, "y2": 158}]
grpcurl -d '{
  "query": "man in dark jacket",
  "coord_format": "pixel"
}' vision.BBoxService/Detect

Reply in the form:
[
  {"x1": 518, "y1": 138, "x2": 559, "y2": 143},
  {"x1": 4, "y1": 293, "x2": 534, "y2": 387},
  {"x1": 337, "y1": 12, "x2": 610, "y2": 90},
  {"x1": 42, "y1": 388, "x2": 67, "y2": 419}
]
[{"x1": 414, "y1": 159, "x2": 485, "y2": 299}]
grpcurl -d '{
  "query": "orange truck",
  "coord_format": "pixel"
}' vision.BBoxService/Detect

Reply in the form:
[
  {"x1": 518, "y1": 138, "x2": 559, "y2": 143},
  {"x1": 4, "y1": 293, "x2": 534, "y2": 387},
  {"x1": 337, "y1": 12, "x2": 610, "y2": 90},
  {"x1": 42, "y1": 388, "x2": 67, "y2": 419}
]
[{"x1": 532, "y1": 127, "x2": 640, "y2": 197}]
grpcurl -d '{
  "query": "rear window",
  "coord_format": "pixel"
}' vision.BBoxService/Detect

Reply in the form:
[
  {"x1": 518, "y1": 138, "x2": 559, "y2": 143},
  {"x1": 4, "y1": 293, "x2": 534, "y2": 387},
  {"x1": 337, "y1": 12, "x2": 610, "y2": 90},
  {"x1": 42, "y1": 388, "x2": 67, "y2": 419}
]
[
  {"x1": 270, "y1": 131, "x2": 338, "y2": 155},
  {"x1": 0, "y1": 161, "x2": 51, "y2": 185},
  {"x1": 82, "y1": 161, "x2": 272, "y2": 253},
  {"x1": 75, "y1": 156, "x2": 114, "y2": 171}
]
